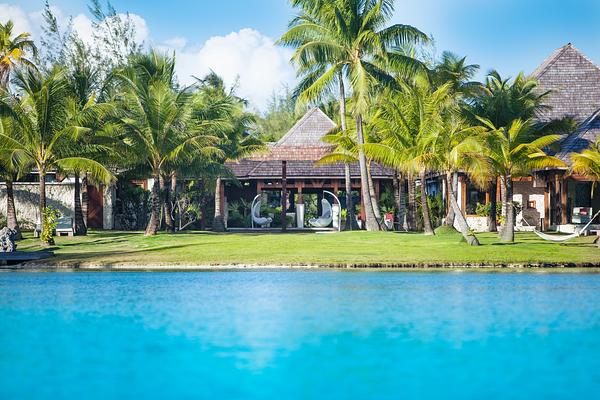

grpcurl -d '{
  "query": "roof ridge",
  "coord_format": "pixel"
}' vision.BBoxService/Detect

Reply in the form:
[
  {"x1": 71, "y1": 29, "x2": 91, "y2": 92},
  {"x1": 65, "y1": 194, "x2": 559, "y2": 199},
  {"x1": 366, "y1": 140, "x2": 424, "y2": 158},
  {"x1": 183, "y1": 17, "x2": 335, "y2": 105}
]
[
  {"x1": 531, "y1": 43, "x2": 571, "y2": 79},
  {"x1": 532, "y1": 43, "x2": 600, "y2": 79},
  {"x1": 276, "y1": 107, "x2": 336, "y2": 146}
]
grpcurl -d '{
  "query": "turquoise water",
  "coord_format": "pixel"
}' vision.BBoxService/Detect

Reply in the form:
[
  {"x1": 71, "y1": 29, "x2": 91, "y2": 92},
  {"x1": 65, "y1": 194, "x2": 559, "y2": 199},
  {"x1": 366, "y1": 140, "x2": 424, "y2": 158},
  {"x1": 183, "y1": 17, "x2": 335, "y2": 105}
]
[{"x1": 1, "y1": 271, "x2": 599, "y2": 399}]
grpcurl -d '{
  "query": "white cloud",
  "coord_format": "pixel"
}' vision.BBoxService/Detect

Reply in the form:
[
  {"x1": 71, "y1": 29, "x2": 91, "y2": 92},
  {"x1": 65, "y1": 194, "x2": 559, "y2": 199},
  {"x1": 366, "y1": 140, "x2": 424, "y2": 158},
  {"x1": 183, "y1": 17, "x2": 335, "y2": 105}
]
[
  {"x1": 1, "y1": 3, "x2": 294, "y2": 111},
  {"x1": 170, "y1": 28, "x2": 295, "y2": 110},
  {"x1": 72, "y1": 12, "x2": 149, "y2": 46},
  {"x1": 0, "y1": 4, "x2": 33, "y2": 34}
]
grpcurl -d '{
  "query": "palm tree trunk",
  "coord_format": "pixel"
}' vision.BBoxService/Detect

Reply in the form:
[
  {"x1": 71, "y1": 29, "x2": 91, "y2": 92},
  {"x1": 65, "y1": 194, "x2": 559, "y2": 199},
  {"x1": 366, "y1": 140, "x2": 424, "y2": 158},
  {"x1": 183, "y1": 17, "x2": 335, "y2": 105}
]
[
  {"x1": 213, "y1": 176, "x2": 226, "y2": 232},
  {"x1": 5, "y1": 178, "x2": 21, "y2": 240},
  {"x1": 367, "y1": 161, "x2": 381, "y2": 222},
  {"x1": 171, "y1": 173, "x2": 178, "y2": 230},
  {"x1": 163, "y1": 173, "x2": 175, "y2": 232},
  {"x1": 356, "y1": 115, "x2": 380, "y2": 231},
  {"x1": 38, "y1": 172, "x2": 46, "y2": 224},
  {"x1": 500, "y1": 174, "x2": 514, "y2": 243},
  {"x1": 338, "y1": 72, "x2": 358, "y2": 231},
  {"x1": 392, "y1": 172, "x2": 405, "y2": 231},
  {"x1": 447, "y1": 172, "x2": 479, "y2": 245},
  {"x1": 407, "y1": 173, "x2": 417, "y2": 231},
  {"x1": 81, "y1": 174, "x2": 88, "y2": 227},
  {"x1": 419, "y1": 169, "x2": 435, "y2": 235},
  {"x1": 344, "y1": 163, "x2": 359, "y2": 230},
  {"x1": 74, "y1": 173, "x2": 87, "y2": 236},
  {"x1": 444, "y1": 173, "x2": 457, "y2": 227},
  {"x1": 145, "y1": 170, "x2": 161, "y2": 236},
  {"x1": 488, "y1": 179, "x2": 497, "y2": 232}
]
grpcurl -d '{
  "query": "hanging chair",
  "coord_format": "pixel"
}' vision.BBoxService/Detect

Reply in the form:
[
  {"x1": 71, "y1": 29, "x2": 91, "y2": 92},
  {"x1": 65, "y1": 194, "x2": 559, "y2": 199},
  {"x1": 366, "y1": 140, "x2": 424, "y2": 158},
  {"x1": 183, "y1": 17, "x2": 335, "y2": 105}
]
[
  {"x1": 251, "y1": 199, "x2": 272, "y2": 228},
  {"x1": 309, "y1": 199, "x2": 333, "y2": 228}
]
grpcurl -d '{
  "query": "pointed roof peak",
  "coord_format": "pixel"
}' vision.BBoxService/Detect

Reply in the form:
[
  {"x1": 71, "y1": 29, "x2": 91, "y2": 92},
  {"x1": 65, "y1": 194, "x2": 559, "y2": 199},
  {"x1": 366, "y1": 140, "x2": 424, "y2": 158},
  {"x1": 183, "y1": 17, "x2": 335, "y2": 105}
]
[
  {"x1": 532, "y1": 43, "x2": 600, "y2": 79},
  {"x1": 276, "y1": 107, "x2": 337, "y2": 147}
]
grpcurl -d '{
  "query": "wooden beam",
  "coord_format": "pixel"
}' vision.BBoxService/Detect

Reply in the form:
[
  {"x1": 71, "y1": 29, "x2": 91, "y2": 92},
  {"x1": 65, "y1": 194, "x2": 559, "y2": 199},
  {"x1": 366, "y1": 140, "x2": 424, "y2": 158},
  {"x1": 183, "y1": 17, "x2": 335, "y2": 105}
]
[{"x1": 281, "y1": 161, "x2": 287, "y2": 232}]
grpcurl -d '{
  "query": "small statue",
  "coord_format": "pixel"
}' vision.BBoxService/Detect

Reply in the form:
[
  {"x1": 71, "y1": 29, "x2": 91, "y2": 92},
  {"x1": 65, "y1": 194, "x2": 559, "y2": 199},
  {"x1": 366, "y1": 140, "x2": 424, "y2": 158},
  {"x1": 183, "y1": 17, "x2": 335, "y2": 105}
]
[{"x1": 0, "y1": 227, "x2": 17, "y2": 253}]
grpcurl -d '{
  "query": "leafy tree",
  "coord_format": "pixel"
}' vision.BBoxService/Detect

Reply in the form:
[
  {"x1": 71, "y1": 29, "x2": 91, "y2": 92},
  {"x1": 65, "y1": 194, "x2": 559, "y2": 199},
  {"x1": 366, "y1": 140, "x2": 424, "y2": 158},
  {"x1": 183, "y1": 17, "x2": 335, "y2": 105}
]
[
  {"x1": 0, "y1": 20, "x2": 37, "y2": 88},
  {"x1": 0, "y1": 66, "x2": 114, "y2": 244},
  {"x1": 279, "y1": 0, "x2": 428, "y2": 231},
  {"x1": 367, "y1": 76, "x2": 450, "y2": 235},
  {"x1": 113, "y1": 51, "x2": 223, "y2": 235},
  {"x1": 478, "y1": 118, "x2": 565, "y2": 242},
  {"x1": 254, "y1": 87, "x2": 303, "y2": 142},
  {"x1": 194, "y1": 73, "x2": 264, "y2": 232}
]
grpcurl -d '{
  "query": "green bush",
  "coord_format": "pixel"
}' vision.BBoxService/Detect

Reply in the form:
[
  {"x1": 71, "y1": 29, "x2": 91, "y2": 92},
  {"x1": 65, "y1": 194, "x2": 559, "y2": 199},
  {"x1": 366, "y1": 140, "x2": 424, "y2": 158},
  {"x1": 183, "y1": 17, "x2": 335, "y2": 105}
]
[{"x1": 41, "y1": 206, "x2": 60, "y2": 245}]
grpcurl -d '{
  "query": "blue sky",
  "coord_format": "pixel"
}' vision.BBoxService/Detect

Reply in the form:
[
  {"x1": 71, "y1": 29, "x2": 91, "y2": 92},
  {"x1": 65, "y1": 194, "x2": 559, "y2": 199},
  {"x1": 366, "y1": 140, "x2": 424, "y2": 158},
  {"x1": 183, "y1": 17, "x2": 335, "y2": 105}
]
[{"x1": 6, "y1": 0, "x2": 600, "y2": 110}]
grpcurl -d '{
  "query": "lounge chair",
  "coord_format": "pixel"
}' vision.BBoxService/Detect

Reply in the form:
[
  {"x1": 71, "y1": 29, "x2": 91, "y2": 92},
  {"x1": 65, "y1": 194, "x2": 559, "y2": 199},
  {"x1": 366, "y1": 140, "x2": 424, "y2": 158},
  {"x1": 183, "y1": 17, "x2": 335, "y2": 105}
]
[{"x1": 309, "y1": 199, "x2": 333, "y2": 228}]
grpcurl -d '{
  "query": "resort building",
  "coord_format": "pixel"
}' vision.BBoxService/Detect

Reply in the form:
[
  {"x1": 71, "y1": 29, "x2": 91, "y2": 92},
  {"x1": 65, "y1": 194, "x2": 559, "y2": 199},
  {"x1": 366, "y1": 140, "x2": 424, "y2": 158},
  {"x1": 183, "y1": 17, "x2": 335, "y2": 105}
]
[
  {"x1": 224, "y1": 107, "x2": 395, "y2": 229},
  {"x1": 456, "y1": 43, "x2": 600, "y2": 233}
]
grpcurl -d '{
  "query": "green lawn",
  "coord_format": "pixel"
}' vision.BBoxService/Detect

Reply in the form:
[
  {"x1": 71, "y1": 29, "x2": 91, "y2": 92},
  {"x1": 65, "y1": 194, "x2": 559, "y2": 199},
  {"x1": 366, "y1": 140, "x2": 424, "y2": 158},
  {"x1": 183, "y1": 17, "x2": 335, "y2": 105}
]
[{"x1": 14, "y1": 228, "x2": 600, "y2": 268}]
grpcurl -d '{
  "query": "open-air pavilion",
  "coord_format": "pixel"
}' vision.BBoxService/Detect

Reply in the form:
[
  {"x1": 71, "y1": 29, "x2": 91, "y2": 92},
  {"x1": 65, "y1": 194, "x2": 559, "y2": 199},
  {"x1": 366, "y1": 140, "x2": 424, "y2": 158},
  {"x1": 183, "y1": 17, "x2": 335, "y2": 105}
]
[{"x1": 222, "y1": 108, "x2": 395, "y2": 231}]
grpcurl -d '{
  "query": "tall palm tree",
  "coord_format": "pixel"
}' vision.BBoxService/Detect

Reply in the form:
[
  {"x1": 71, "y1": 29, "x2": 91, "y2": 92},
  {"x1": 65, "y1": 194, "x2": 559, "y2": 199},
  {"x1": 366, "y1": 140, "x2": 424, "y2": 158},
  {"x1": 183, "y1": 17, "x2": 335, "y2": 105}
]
[
  {"x1": 429, "y1": 52, "x2": 481, "y2": 227},
  {"x1": 114, "y1": 51, "x2": 223, "y2": 236},
  {"x1": 367, "y1": 76, "x2": 449, "y2": 235},
  {"x1": 478, "y1": 118, "x2": 565, "y2": 242},
  {"x1": 0, "y1": 21, "x2": 36, "y2": 238},
  {"x1": 0, "y1": 20, "x2": 36, "y2": 88},
  {"x1": 195, "y1": 72, "x2": 264, "y2": 232},
  {"x1": 279, "y1": 0, "x2": 428, "y2": 231},
  {"x1": 471, "y1": 71, "x2": 575, "y2": 234},
  {"x1": 0, "y1": 116, "x2": 23, "y2": 239},
  {"x1": 0, "y1": 66, "x2": 114, "y2": 244},
  {"x1": 428, "y1": 110, "x2": 489, "y2": 245}
]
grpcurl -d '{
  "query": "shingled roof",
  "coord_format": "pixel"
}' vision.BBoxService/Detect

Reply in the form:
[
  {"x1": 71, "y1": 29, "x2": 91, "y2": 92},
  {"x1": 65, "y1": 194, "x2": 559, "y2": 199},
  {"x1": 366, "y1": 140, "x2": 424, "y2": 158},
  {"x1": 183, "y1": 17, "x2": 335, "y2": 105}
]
[
  {"x1": 227, "y1": 107, "x2": 394, "y2": 179},
  {"x1": 532, "y1": 44, "x2": 600, "y2": 165},
  {"x1": 533, "y1": 44, "x2": 600, "y2": 122}
]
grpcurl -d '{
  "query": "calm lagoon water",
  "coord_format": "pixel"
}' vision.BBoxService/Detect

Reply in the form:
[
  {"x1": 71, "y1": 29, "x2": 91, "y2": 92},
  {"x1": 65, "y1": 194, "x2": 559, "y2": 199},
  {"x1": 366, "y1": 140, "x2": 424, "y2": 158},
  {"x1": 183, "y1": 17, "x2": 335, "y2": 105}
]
[{"x1": 1, "y1": 271, "x2": 599, "y2": 399}]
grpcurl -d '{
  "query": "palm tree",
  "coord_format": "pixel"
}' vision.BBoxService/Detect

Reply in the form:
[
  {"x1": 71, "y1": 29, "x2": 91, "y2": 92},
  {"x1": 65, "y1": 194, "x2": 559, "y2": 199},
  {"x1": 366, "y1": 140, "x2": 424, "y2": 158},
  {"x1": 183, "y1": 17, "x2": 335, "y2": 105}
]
[
  {"x1": 478, "y1": 118, "x2": 565, "y2": 242},
  {"x1": 367, "y1": 76, "x2": 449, "y2": 235},
  {"x1": 428, "y1": 110, "x2": 489, "y2": 245},
  {"x1": 429, "y1": 52, "x2": 480, "y2": 227},
  {"x1": 0, "y1": 20, "x2": 36, "y2": 88},
  {"x1": 0, "y1": 66, "x2": 114, "y2": 244},
  {"x1": 195, "y1": 72, "x2": 264, "y2": 232},
  {"x1": 279, "y1": 0, "x2": 428, "y2": 231},
  {"x1": 0, "y1": 116, "x2": 23, "y2": 239},
  {"x1": 571, "y1": 139, "x2": 600, "y2": 182},
  {"x1": 471, "y1": 71, "x2": 575, "y2": 234},
  {"x1": 114, "y1": 51, "x2": 223, "y2": 236}
]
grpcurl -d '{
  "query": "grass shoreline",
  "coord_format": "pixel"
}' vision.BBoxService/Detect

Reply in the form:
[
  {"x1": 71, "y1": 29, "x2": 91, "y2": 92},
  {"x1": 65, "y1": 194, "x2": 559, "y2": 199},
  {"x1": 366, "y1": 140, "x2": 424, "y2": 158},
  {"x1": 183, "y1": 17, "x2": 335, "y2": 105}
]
[{"x1": 2, "y1": 229, "x2": 597, "y2": 271}]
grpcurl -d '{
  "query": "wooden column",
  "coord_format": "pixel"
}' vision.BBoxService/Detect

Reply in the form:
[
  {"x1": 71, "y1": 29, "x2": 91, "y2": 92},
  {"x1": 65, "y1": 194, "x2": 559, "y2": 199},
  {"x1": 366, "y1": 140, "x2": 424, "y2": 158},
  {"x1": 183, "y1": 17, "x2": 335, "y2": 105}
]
[
  {"x1": 561, "y1": 177, "x2": 568, "y2": 225},
  {"x1": 281, "y1": 161, "x2": 287, "y2": 232}
]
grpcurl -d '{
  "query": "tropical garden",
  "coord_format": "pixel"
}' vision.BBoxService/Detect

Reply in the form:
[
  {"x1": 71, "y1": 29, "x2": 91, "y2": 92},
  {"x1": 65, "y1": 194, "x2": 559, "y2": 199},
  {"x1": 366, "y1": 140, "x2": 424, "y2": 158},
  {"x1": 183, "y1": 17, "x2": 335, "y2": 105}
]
[{"x1": 0, "y1": 0, "x2": 599, "y2": 264}]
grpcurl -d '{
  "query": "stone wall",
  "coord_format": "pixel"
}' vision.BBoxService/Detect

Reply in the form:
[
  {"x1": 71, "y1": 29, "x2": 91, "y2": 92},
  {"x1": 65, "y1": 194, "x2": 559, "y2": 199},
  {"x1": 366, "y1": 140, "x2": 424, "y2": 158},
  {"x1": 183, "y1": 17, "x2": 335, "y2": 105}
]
[{"x1": 0, "y1": 182, "x2": 75, "y2": 228}]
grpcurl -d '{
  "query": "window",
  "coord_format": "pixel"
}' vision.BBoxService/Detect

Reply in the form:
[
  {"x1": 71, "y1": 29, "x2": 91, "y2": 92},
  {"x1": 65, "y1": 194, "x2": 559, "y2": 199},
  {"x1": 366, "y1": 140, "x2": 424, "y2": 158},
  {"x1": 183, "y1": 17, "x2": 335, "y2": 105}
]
[{"x1": 465, "y1": 182, "x2": 487, "y2": 215}]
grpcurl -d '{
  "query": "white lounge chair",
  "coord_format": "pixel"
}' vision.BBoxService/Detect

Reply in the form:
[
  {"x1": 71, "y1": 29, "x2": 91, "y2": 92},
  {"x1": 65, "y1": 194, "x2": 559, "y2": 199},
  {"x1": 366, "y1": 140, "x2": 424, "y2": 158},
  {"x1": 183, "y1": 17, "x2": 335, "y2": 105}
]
[
  {"x1": 309, "y1": 199, "x2": 333, "y2": 228},
  {"x1": 252, "y1": 201, "x2": 272, "y2": 228}
]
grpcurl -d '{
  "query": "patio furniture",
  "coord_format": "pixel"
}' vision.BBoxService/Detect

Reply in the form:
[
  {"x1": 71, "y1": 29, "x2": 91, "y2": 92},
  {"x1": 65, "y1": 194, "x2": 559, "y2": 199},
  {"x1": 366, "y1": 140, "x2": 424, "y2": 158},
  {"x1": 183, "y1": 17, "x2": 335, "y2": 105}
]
[
  {"x1": 251, "y1": 196, "x2": 273, "y2": 228},
  {"x1": 572, "y1": 207, "x2": 593, "y2": 224},
  {"x1": 56, "y1": 217, "x2": 74, "y2": 237},
  {"x1": 309, "y1": 199, "x2": 333, "y2": 228}
]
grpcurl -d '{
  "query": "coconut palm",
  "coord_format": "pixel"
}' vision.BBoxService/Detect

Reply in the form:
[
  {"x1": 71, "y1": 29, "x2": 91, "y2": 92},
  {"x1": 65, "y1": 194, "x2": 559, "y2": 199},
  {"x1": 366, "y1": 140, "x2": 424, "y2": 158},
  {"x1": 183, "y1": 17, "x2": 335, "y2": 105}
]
[
  {"x1": 0, "y1": 66, "x2": 114, "y2": 244},
  {"x1": 471, "y1": 71, "x2": 575, "y2": 233},
  {"x1": 195, "y1": 72, "x2": 264, "y2": 232},
  {"x1": 571, "y1": 138, "x2": 600, "y2": 191},
  {"x1": 428, "y1": 110, "x2": 490, "y2": 245},
  {"x1": 0, "y1": 116, "x2": 23, "y2": 238},
  {"x1": 367, "y1": 76, "x2": 450, "y2": 235},
  {"x1": 114, "y1": 51, "x2": 223, "y2": 236},
  {"x1": 279, "y1": 0, "x2": 428, "y2": 231},
  {"x1": 478, "y1": 118, "x2": 565, "y2": 242},
  {"x1": 0, "y1": 21, "x2": 36, "y2": 88}
]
